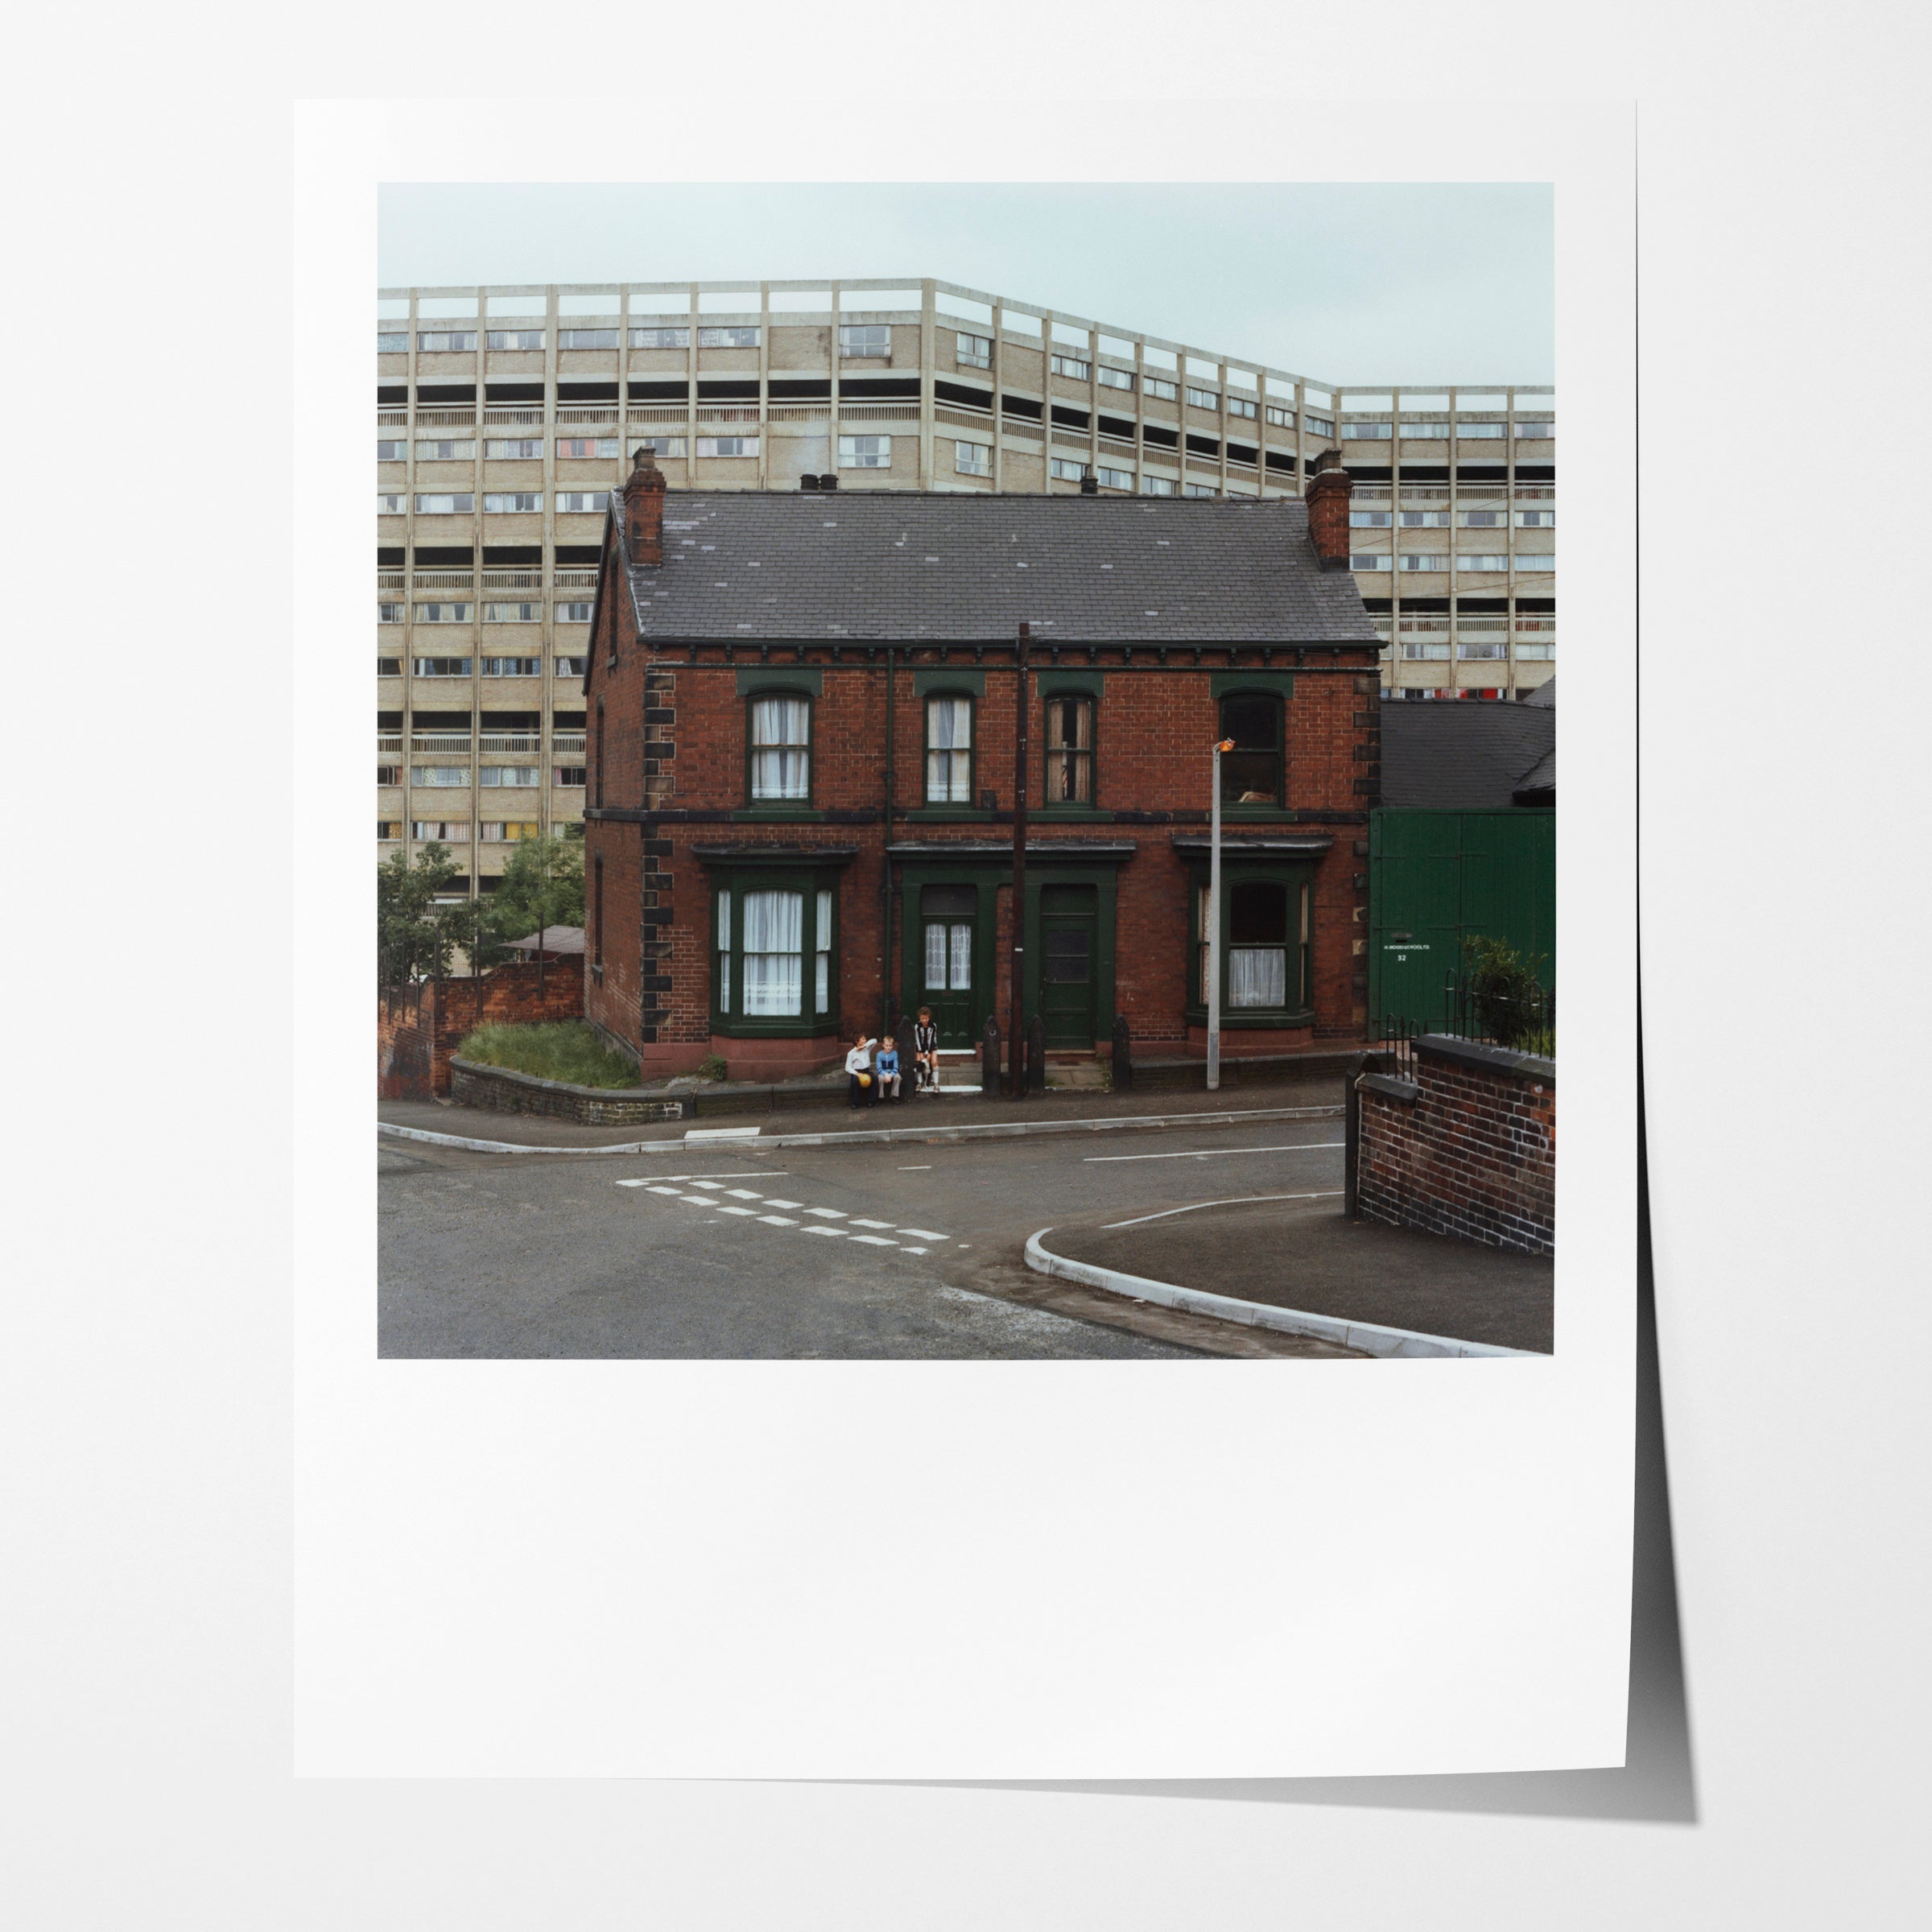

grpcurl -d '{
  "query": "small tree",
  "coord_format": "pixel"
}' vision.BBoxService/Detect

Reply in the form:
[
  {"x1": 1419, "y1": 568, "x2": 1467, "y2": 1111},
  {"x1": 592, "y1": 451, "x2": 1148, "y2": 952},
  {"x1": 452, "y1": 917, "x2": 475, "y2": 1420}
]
[
  {"x1": 1459, "y1": 935, "x2": 1553, "y2": 1053},
  {"x1": 378, "y1": 843, "x2": 464, "y2": 992},
  {"x1": 486, "y1": 831, "x2": 586, "y2": 997}
]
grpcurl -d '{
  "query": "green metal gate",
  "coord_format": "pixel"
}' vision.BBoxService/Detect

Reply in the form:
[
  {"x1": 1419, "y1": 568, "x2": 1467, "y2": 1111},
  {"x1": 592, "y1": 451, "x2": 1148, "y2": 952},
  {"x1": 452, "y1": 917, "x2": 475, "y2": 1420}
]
[{"x1": 1368, "y1": 809, "x2": 1554, "y2": 1032}]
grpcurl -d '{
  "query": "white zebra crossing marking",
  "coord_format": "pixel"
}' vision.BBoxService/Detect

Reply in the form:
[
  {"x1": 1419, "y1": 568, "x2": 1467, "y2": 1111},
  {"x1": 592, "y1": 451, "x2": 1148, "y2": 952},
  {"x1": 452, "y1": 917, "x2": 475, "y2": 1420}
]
[
  {"x1": 898, "y1": 1227, "x2": 948, "y2": 1241},
  {"x1": 848, "y1": 1235, "x2": 898, "y2": 1247},
  {"x1": 803, "y1": 1207, "x2": 846, "y2": 1220},
  {"x1": 724, "y1": 1188, "x2": 762, "y2": 1199},
  {"x1": 850, "y1": 1218, "x2": 894, "y2": 1229},
  {"x1": 800, "y1": 1225, "x2": 844, "y2": 1238},
  {"x1": 763, "y1": 1198, "x2": 803, "y2": 1209},
  {"x1": 645, "y1": 1186, "x2": 683, "y2": 1197},
  {"x1": 758, "y1": 1214, "x2": 799, "y2": 1226},
  {"x1": 716, "y1": 1205, "x2": 758, "y2": 1216},
  {"x1": 902, "y1": 1246, "x2": 930, "y2": 1256},
  {"x1": 689, "y1": 1181, "x2": 728, "y2": 1191}
]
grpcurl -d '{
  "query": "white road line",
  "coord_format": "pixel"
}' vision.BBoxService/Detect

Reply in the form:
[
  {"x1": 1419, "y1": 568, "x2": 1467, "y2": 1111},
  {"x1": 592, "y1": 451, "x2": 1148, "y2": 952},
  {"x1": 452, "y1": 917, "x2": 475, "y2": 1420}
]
[
  {"x1": 643, "y1": 1185, "x2": 684, "y2": 1196},
  {"x1": 850, "y1": 1218, "x2": 894, "y2": 1229},
  {"x1": 848, "y1": 1234, "x2": 898, "y2": 1247},
  {"x1": 763, "y1": 1198, "x2": 803, "y2": 1209},
  {"x1": 758, "y1": 1214, "x2": 799, "y2": 1226},
  {"x1": 898, "y1": 1226, "x2": 949, "y2": 1241},
  {"x1": 716, "y1": 1205, "x2": 758, "y2": 1216},
  {"x1": 724, "y1": 1188, "x2": 763, "y2": 1199},
  {"x1": 1102, "y1": 1190, "x2": 1344, "y2": 1228},
  {"x1": 616, "y1": 1172, "x2": 788, "y2": 1187},
  {"x1": 689, "y1": 1180, "x2": 729, "y2": 1190},
  {"x1": 1083, "y1": 1141, "x2": 1345, "y2": 1164},
  {"x1": 898, "y1": 1166, "x2": 933, "y2": 1170},
  {"x1": 803, "y1": 1207, "x2": 847, "y2": 1220},
  {"x1": 800, "y1": 1225, "x2": 844, "y2": 1238}
]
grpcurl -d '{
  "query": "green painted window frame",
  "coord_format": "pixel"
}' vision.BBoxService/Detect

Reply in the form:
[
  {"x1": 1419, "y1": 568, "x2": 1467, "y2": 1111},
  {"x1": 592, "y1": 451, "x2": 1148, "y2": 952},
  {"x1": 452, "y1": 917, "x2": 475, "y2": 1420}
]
[
  {"x1": 740, "y1": 686, "x2": 819, "y2": 819},
  {"x1": 1216, "y1": 687, "x2": 1288, "y2": 816},
  {"x1": 1185, "y1": 858, "x2": 1316, "y2": 1026},
  {"x1": 708, "y1": 865, "x2": 843, "y2": 1038},
  {"x1": 1039, "y1": 688, "x2": 1100, "y2": 815},
  {"x1": 921, "y1": 687, "x2": 979, "y2": 809}
]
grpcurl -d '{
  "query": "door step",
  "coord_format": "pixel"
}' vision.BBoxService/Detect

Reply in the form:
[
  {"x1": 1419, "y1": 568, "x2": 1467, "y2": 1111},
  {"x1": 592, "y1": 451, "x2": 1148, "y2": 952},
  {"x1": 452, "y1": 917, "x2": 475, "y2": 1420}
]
[{"x1": 1044, "y1": 1065, "x2": 1109, "y2": 1089}]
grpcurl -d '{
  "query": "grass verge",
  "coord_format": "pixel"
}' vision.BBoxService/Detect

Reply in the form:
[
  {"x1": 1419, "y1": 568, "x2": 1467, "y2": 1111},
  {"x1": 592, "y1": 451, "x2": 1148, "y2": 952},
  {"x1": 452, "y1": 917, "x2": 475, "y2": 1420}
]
[{"x1": 456, "y1": 1020, "x2": 643, "y2": 1090}]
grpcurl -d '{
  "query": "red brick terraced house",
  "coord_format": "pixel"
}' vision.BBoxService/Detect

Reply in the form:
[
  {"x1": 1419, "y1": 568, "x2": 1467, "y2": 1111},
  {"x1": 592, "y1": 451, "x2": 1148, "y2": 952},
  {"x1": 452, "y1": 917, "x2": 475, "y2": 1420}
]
[{"x1": 581, "y1": 448, "x2": 1381, "y2": 1082}]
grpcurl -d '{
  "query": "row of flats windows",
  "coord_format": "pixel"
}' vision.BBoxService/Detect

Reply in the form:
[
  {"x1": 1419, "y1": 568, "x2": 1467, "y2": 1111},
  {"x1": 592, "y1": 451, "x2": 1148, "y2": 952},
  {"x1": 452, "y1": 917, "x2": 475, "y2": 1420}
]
[
  {"x1": 377, "y1": 655, "x2": 588, "y2": 676},
  {"x1": 387, "y1": 325, "x2": 764, "y2": 353},
  {"x1": 390, "y1": 654, "x2": 588, "y2": 679},
  {"x1": 405, "y1": 766, "x2": 586, "y2": 788},
  {"x1": 1352, "y1": 555, "x2": 1557, "y2": 572},
  {"x1": 379, "y1": 442, "x2": 755, "y2": 473},
  {"x1": 387, "y1": 604, "x2": 593, "y2": 625},
  {"x1": 378, "y1": 821, "x2": 554, "y2": 842},
  {"x1": 1340, "y1": 420, "x2": 1554, "y2": 440},
  {"x1": 735, "y1": 688, "x2": 1291, "y2": 812},
  {"x1": 1351, "y1": 508, "x2": 1555, "y2": 528}
]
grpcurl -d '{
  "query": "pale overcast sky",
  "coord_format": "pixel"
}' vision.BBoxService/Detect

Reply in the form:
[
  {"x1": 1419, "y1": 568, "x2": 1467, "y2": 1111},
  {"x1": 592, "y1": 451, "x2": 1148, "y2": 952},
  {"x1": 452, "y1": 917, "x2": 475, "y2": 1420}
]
[{"x1": 378, "y1": 182, "x2": 1552, "y2": 386}]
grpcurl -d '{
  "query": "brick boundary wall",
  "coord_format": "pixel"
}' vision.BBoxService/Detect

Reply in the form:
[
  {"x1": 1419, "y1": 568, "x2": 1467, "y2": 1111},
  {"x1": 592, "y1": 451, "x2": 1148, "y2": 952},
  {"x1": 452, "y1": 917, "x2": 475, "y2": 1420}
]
[
  {"x1": 377, "y1": 960, "x2": 587, "y2": 1100},
  {"x1": 1352, "y1": 1035, "x2": 1554, "y2": 1255},
  {"x1": 448, "y1": 1057, "x2": 687, "y2": 1125}
]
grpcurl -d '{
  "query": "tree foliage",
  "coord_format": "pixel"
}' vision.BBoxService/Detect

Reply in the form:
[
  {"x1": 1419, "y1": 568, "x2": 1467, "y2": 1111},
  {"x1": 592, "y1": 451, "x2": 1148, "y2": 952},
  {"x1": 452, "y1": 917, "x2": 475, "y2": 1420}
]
[
  {"x1": 486, "y1": 831, "x2": 585, "y2": 943},
  {"x1": 377, "y1": 843, "x2": 471, "y2": 987}
]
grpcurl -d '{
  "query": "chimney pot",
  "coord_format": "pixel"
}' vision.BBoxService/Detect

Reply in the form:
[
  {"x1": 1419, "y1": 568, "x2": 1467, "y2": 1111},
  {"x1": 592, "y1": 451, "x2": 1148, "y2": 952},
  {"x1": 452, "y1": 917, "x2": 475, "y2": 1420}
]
[
  {"x1": 1080, "y1": 467, "x2": 1098, "y2": 495},
  {"x1": 1303, "y1": 450, "x2": 1352, "y2": 571},
  {"x1": 799, "y1": 473, "x2": 819, "y2": 491},
  {"x1": 819, "y1": 473, "x2": 839, "y2": 490}
]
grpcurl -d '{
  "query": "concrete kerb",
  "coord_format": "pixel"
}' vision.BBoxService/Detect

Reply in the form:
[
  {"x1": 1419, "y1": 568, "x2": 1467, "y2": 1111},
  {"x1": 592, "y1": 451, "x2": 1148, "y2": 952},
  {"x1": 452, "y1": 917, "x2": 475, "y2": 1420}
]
[
  {"x1": 1022, "y1": 1229, "x2": 1537, "y2": 1360},
  {"x1": 377, "y1": 1101, "x2": 1344, "y2": 1158}
]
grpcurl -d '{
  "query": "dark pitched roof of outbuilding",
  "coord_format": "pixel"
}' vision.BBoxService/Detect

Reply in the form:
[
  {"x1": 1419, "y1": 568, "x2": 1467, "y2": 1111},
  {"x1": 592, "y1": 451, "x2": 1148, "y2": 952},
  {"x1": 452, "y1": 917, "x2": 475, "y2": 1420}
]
[
  {"x1": 1378, "y1": 700, "x2": 1557, "y2": 810},
  {"x1": 1521, "y1": 674, "x2": 1556, "y2": 709},
  {"x1": 620, "y1": 490, "x2": 1377, "y2": 644}
]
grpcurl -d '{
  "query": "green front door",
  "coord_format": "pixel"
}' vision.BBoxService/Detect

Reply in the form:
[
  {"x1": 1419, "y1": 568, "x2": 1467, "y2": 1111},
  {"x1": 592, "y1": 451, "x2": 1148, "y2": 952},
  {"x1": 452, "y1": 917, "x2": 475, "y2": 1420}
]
[
  {"x1": 1040, "y1": 883, "x2": 1098, "y2": 1049},
  {"x1": 919, "y1": 883, "x2": 979, "y2": 1046}
]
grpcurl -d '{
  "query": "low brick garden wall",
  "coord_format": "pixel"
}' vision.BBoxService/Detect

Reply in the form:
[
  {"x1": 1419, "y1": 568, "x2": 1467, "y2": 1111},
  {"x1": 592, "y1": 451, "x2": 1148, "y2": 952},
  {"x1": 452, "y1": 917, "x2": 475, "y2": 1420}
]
[
  {"x1": 448, "y1": 1057, "x2": 687, "y2": 1125},
  {"x1": 378, "y1": 960, "x2": 586, "y2": 1100},
  {"x1": 1349, "y1": 1036, "x2": 1555, "y2": 1255}
]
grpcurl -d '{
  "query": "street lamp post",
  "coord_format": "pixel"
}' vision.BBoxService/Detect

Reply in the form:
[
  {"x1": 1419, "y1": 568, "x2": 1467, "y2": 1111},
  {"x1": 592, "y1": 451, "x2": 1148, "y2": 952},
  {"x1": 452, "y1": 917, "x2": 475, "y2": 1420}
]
[{"x1": 1208, "y1": 737, "x2": 1234, "y2": 1092}]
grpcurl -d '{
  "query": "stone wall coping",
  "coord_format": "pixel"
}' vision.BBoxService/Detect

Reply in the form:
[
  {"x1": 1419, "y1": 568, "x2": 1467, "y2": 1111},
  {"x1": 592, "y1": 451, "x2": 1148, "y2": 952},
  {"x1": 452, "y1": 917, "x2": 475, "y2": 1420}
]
[
  {"x1": 1414, "y1": 1034, "x2": 1556, "y2": 1084},
  {"x1": 449, "y1": 1055, "x2": 651, "y2": 1102},
  {"x1": 1358, "y1": 1072, "x2": 1421, "y2": 1104}
]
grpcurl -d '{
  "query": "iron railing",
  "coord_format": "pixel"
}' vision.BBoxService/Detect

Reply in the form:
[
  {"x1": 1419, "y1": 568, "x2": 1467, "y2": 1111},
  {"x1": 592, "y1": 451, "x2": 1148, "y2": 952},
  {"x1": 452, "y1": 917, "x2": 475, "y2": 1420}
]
[{"x1": 1371, "y1": 972, "x2": 1555, "y2": 1077}]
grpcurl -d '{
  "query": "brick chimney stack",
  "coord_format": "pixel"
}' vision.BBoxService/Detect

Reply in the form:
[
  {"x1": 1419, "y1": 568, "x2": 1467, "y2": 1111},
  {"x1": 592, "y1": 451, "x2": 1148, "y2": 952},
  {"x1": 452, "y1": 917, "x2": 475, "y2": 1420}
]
[
  {"x1": 624, "y1": 445, "x2": 667, "y2": 566},
  {"x1": 1303, "y1": 448, "x2": 1352, "y2": 571}
]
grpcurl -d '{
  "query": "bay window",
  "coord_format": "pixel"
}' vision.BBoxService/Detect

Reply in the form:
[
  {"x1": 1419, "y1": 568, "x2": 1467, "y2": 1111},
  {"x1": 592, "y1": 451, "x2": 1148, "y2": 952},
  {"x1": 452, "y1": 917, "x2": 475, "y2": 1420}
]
[{"x1": 710, "y1": 870, "x2": 842, "y2": 1034}]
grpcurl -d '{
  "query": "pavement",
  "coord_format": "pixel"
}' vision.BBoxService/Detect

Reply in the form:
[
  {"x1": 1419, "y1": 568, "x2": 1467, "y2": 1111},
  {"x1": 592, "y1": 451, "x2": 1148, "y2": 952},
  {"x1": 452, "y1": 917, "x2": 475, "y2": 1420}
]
[
  {"x1": 378, "y1": 1105, "x2": 1364, "y2": 1360},
  {"x1": 378, "y1": 1072, "x2": 1346, "y2": 1151},
  {"x1": 1042, "y1": 1196, "x2": 1555, "y2": 1354}
]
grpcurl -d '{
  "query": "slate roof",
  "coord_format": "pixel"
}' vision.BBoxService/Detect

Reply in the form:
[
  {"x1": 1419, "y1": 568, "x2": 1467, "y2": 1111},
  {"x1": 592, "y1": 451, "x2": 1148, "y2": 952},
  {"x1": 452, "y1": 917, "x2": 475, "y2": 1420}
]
[
  {"x1": 620, "y1": 490, "x2": 1377, "y2": 644},
  {"x1": 1522, "y1": 674, "x2": 1556, "y2": 709},
  {"x1": 1378, "y1": 701, "x2": 1556, "y2": 810}
]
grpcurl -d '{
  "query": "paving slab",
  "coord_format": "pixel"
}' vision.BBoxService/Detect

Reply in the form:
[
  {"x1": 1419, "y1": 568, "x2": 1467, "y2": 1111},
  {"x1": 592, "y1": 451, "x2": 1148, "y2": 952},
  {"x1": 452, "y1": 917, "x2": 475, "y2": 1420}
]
[{"x1": 1047, "y1": 1197, "x2": 1554, "y2": 1354}]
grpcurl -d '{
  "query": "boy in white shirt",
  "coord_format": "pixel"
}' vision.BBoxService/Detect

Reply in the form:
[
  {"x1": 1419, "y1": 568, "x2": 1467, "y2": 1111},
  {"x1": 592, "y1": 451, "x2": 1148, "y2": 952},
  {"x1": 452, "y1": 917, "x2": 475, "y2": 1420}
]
[{"x1": 844, "y1": 1034, "x2": 876, "y2": 1109}]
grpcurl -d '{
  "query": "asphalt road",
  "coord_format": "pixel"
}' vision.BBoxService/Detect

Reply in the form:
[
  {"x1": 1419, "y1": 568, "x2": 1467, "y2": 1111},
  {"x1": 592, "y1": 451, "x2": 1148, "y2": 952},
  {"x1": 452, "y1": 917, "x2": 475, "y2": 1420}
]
[{"x1": 378, "y1": 1110, "x2": 1355, "y2": 1360}]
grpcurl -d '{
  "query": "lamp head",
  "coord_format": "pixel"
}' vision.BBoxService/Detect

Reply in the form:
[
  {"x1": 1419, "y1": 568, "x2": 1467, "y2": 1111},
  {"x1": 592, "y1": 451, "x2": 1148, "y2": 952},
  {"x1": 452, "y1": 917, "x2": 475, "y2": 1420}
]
[{"x1": 1215, "y1": 738, "x2": 1236, "y2": 753}]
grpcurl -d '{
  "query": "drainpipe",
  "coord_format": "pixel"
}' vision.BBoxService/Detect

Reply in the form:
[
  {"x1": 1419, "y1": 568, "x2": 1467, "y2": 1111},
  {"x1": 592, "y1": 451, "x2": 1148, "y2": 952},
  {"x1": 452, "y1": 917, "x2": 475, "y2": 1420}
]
[{"x1": 881, "y1": 644, "x2": 894, "y2": 1037}]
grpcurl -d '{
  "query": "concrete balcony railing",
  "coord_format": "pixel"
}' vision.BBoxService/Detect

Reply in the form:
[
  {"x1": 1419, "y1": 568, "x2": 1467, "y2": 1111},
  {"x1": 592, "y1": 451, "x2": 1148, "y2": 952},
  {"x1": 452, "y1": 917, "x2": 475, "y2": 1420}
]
[
  {"x1": 627, "y1": 404, "x2": 688, "y2": 425},
  {"x1": 556, "y1": 404, "x2": 619, "y2": 427},
  {"x1": 416, "y1": 406, "x2": 477, "y2": 429},
  {"x1": 552, "y1": 732, "x2": 586, "y2": 757},
  {"x1": 481, "y1": 568, "x2": 542, "y2": 591},
  {"x1": 837, "y1": 402, "x2": 919, "y2": 423},
  {"x1": 485, "y1": 404, "x2": 545, "y2": 427},
  {"x1": 479, "y1": 733, "x2": 539, "y2": 753},
  {"x1": 378, "y1": 733, "x2": 402, "y2": 754},
  {"x1": 411, "y1": 733, "x2": 472, "y2": 753},
  {"x1": 413, "y1": 569, "x2": 473, "y2": 590},
  {"x1": 377, "y1": 406, "x2": 407, "y2": 427},
  {"x1": 552, "y1": 567, "x2": 598, "y2": 589},
  {"x1": 378, "y1": 569, "x2": 405, "y2": 592}
]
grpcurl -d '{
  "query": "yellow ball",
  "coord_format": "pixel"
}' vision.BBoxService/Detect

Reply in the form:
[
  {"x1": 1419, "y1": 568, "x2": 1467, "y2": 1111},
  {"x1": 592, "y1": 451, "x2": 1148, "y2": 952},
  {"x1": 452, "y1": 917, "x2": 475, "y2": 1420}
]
[{"x1": 858, "y1": 1072, "x2": 872, "y2": 1087}]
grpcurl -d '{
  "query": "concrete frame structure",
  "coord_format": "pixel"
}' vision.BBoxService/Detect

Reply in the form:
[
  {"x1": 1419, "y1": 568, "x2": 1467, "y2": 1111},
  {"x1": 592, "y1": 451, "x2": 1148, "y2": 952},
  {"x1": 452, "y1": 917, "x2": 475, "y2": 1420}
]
[{"x1": 377, "y1": 276, "x2": 1554, "y2": 895}]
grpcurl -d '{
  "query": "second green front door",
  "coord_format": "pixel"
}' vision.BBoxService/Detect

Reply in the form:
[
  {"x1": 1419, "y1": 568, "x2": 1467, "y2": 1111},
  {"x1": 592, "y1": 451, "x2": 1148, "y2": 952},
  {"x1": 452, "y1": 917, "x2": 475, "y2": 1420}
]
[
  {"x1": 919, "y1": 883, "x2": 979, "y2": 1047},
  {"x1": 1040, "y1": 883, "x2": 1098, "y2": 1049}
]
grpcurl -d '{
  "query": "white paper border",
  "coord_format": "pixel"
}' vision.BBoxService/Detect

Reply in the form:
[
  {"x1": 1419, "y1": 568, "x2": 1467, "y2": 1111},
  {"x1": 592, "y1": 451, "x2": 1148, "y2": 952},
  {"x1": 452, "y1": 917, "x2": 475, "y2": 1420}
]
[{"x1": 296, "y1": 100, "x2": 1634, "y2": 1778}]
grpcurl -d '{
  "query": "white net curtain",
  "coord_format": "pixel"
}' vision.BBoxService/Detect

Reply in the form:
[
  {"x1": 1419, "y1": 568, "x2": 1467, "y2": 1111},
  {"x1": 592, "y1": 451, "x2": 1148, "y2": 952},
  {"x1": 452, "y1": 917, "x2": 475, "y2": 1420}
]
[
  {"x1": 750, "y1": 696, "x2": 811, "y2": 800},
  {"x1": 741, "y1": 889, "x2": 803, "y2": 1015},
  {"x1": 925, "y1": 697, "x2": 972, "y2": 803}
]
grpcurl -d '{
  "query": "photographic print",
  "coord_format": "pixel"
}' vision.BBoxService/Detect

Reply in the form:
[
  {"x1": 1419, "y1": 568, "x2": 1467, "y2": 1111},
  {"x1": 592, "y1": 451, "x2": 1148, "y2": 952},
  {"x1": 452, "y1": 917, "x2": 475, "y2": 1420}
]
[{"x1": 374, "y1": 185, "x2": 1558, "y2": 1364}]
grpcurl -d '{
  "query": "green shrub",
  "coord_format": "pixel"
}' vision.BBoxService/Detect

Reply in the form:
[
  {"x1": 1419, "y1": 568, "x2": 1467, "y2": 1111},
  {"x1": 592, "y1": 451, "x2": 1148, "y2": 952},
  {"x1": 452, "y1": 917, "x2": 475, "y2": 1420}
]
[
  {"x1": 1459, "y1": 935, "x2": 1554, "y2": 1052},
  {"x1": 696, "y1": 1054, "x2": 729, "y2": 1083},
  {"x1": 456, "y1": 1021, "x2": 643, "y2": 1089}
]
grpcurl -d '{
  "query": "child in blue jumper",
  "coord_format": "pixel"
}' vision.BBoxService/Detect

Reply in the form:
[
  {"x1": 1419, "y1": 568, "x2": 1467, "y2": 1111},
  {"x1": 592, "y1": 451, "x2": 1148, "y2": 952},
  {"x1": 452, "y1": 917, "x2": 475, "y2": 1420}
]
[{"x1": 873, "y1": 1035, "x2": 902, "y2": 1102}]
